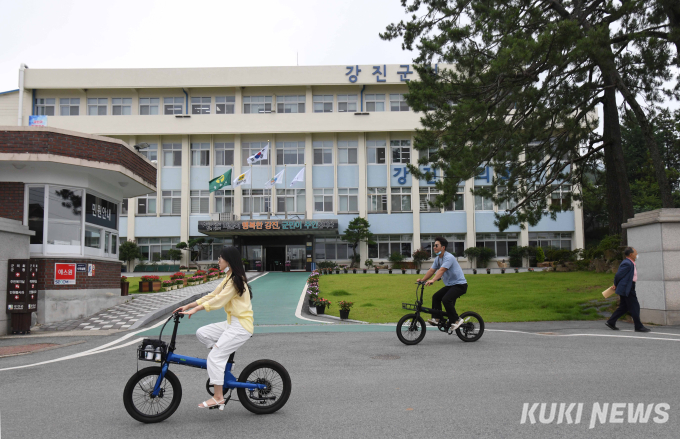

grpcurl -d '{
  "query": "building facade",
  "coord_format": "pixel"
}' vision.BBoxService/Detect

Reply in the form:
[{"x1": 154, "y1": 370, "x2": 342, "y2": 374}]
[{"x1": 1, "y1": 64, "x2": 584, "y2": 272}]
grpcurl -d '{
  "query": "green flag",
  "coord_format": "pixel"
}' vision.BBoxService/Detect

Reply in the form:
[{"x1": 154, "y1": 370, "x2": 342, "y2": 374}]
[{"x1": 209, "y1": 169, "x2": 232, "y2": 193}]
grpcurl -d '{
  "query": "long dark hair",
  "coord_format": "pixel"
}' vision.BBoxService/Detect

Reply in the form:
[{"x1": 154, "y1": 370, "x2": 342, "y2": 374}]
[{"x1": 220, "y1": 246, "x2": 252, "y2": 298}]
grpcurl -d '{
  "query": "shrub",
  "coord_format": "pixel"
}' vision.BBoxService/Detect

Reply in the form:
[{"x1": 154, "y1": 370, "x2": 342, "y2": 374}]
[
  {"x1": 140, "y1": 275, "x2": 160, "y2": 282},
  {"x1": 388, "y1": 251, "x2": 405, "y2": 269},
  {"x1": 317, "y1": 261, "x2": 336, "y2": 269},
  {"x1": 171, "y1": 272, "x2": 185, "y2": 279},
  {"x1": 508, "y1": 247, "x2": 523, "y2": 267},
  {"x1": 412, "y1": 249, "x2": 430, "y2": 270},
  {"x1": 364, "y1": 259, "x2": 374, "y2": 268},
  {"x1": 536, "y1": 247, "x2": 546, "y2": 263}
]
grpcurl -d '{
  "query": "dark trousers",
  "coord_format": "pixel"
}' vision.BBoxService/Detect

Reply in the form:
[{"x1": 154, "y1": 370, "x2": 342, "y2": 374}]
[
  {"x1": 607, "y1": 283, "x2": 643, "y2": 330},
  {"x1": 431, "y1": 284, "x2": 468, "y2": 322}
]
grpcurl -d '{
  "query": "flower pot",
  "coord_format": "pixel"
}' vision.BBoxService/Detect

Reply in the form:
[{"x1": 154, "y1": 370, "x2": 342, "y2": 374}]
[
  {"x1": 388, "y1": 269, "x2": 392, "y2": 274},
  {"x1": 401, "y1": 269, "x2": 406, "y2": 274},
  {"x1": 352, "y1": 269, "x2": 356, "y2": 274},
  {"x1": 501, "y1": 269, "x2": 505, "y2": 274},
  {"x1": 486, "y1": 268, "x2": 491, "y2": 274},
  {"x1": 308, "y1": 298, "x2": 315, "y2": 307},
  {"x1": 363, "y1": 269, "x2": 367, "y2": 273},
  {"x1": 374, "y1": 268, "x2": 379, "y2": 274},
  {"x1": 335, "y1": 269, "x2": 340, "y2": 274},
  {"x1": 416, "y1": 269, "x2": 421, "y2": 275},
  {"x1": 339, "y1": 310, "x2": 350, "y2": 320},
  {"x1": 140, "y1": 281, "x2": 162, "y2": 293},
  {"x1": 343, "y1": 269, "x2": 347, "y2": 274},
  {"x1": 120, "y1": 283, "x2": 129, "y2": 296},
  {"x1": 473, "y1": 269, "x2": 477, "y2": 274},
  {"x1": 316, "y1": 305, "x2": 326, "y2": 315},
  {"x1": 514, "y1": 268, "x2": 519, "y2": 273}
]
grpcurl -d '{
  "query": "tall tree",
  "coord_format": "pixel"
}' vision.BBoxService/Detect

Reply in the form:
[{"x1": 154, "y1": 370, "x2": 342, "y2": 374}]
[{"x1": 341, "y1": 217, "x2": 375, "y2": 268}]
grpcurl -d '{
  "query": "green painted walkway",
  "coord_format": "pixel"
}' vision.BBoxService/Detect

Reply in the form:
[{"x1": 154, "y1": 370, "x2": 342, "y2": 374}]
[{"x1": 139, "y1": 272, "x2": 396, "y2": 336}]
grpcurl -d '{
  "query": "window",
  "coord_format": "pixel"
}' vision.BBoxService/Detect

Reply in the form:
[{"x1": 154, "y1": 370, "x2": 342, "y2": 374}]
[
  {"x1": 421, "y1": 234, "x2": 466, "y2": 257},
  {"x1": 137, "y1": 237, "x2": 181, "y2": 262},
  {"x1": 313, "y1": 95, "x2": 333, "y2": 113},
  {"x1": 112, "y1": 98, "x2": 132, "y2": 115},
  {"x1": 35, "y1": 98, "x2": 55, "y2": 116},
  {"x1": 337, "y1": 94, "x2": 357, "y2": 112},
  {"x1": 445, "y1": 186, "x2": 465, "y2": 211},
  {"x1": 215, "y1": 190, "x2": 234, "y2": 213},
  {"x1": 139, "y1": 144, "x2": 158, "y2": 162},
  {"x1": 315, "y1": 237, "x2": 352, "y2": 261},
  {"x1": 137, "y1": 193, "x2": 157, "y2": 215},
  {"x1": 242, "y1": 142, "x2": 270, "y2": 166},
  {"x1": 338, "y1": 188, "x2": 358, "y2": 213},
  {"x1": 191, "y1": 143, "x2": 210, "y2": 166},
  {"x1": 276, "y1": 141, "x2": 305, "y2": 165},
  {"x1": 474, "y1": 189, "x2": 494, "y2": 211},
  {"x1": 391, "y1": 140, "x2": 411, "y2": 163},
  {"x1": 368, "y1": 188, "x2": 387, "y2": 212},
  {"x1": 191, "y1": 97, "x2": 211, "y2": 114},
  {"x1": 28, "y1": 187, "x2": 45, "y2": 244},
  {"x1": 190, "y1": 190, "x2": 210, "y2": 214},
  {"x1": 243, "y1": 96, "x2": 272, "y2": 113},
  {"x1": 337, "y1": 141, "x2": 358, "y2": 164},
  {"x1": 215, "y1": 96, "x2": 235, "y2": 114},
  {"x1": 391, "y1": 187, "x2": 411, "y2": 212},
  {"x1": 551, "y1": 184, "x2": 572, "y2": 209},
  {"x1": 87, "y1": 98, "x2": 107, "y2": 116},
  {"x1": 242, "y1": 189, "x2": 271, "y2": 214},
  {"x1": 365, "y1": 94, "x2": 385, "y2": 112},
  {"x1": 419, "y1": 147, "x2": 438, "y2": 162},
  {"x1": 121, "y1": 199, "x2": 128, "y2": 216},
  {"x1": 215, "y1": 143, "x2": 234, "y2": 166},
  {"x1": 162, "y1": 191, "x2": 182, "y2": 215},
  {"x1": 276, "y1": 95, "x2": 305, "y2": 113},
  {"x1": 85, "y1": 226, "x2": 101, "y2": 249},
  {"x1": 314, "y1": 188, "x2": 333, "y2": 212},
  {"x1": 367, "y1": 140, "x2": 387, "y2": 164},
  {"x1": 313, "y1": 141, "x2": 333, "y2": 164},
  {"x1": 390, "y1": 93, "x2": 410, "y2": 111},
  {"x1": 368, "y1": 235, "x2": 412, "y2": 259},
  {"x1": 529, "y1": 232, "x2": 572, "y2": 250},
  {"x1": 163, "y1": 143, "x2": 182, "y2": 167},
  {"x1": 139, "y1": 98, "x2": 159, "y2": 115},
  {"x1": 475, "y1": 233, "x2": 518, "y2": 257},
  {"x1": 111, "y1": 233, "x2": 117, "y2": 255},
  {"x1": 164, "y1": 97, "x2": 184, "y2": 115},
  {"x1": 59, "y1": 98, "x2": 80, "y2": 116},
  {"x1": 498, "y1": 189, "x2": 517, "y2": 211},
  {"x1": 47, "y1": 187, "x2": 82, "y2": 246},
  {"x1": 277, "y1": 189, "x2": 305, "y2": 213},
  {"x1": 419, "y1": 187, "x2": 440, "y2": 212},
  {"x1": 194, "y1": 237, "x2": 233, "y2": 261}
]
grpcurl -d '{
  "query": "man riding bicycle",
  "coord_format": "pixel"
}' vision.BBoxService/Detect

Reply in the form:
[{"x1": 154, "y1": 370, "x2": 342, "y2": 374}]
[{"x1": 416, "y1": 236, "x2": 468, "y2": 333}]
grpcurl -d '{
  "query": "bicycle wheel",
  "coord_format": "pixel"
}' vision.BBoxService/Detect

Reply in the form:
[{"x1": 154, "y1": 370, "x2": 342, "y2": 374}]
[
  {"x1": 455, "y1": 311, "x2": 484, "y2": 342},
  {"x1": 396, "y1": 314, "x2": 426, "y2": 345},
  {"x1": 123, "y1": 366, "x2": 182, "y2": 423},
  {"x1": 237, "y1": 360, "x2": 291, "y2": 414}
]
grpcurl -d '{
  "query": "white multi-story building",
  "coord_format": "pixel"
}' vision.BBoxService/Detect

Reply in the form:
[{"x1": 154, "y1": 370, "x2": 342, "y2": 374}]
[{"x1": 1, "y1": 64, "x2": 584, "y2": 271}]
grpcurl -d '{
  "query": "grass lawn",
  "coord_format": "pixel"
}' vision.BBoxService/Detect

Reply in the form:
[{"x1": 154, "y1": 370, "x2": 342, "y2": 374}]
[
  {"x1": 317, "y1": 272, "x2": 617, "y2": 323},
  {"x1": 127, "y1": 275, "x2": 174, "y2": 294}
]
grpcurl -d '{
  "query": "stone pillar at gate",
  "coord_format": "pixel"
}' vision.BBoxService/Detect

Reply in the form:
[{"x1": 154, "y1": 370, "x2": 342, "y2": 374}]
[{"x1": 622, "y1": 209, "x2": 680, "y2": 325}]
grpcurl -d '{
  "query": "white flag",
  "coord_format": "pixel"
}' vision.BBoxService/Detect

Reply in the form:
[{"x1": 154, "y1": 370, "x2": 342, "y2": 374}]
[
  {"x1": 233, "y1": 169, "x2": 251, "y2": 187},
  {"x1": 290, "y1": 168, "x2": 305, "y2": 187},
  {"x1": 246, "y1": 143, "x2": 269, "y2": 164},
  {"x1": 264, "y1": 170, "x2": 285, "y2": 189}
]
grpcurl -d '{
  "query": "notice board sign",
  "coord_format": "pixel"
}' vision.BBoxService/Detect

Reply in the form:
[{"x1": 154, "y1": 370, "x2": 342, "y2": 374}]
[{"x1": 54, "y1": 263, "x2": 76, "y2": 285}]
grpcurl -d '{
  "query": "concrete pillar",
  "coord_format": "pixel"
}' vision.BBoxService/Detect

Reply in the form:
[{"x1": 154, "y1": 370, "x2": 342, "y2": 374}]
[
  {"x1": 465, "y1": 177, "x2": 476, "y2": 269},
  {"x1": 358, "y1": 132, "x2": 367, "y2": 218},
  {"x1": 234, "y1": 134, "x2": 242, "y2": 217},
  {"x1": 305, "y1": 133, "x2": 313, "y2": 218},
  {"x1": 623, "y1": 209, "x2": 680, "y2": 325},
  {"x1": 410, "y1": 132, "x2": 420, "y2": 254},
  {"x1": 180, "y1": 135, "x2": 190, "y2": 266}
]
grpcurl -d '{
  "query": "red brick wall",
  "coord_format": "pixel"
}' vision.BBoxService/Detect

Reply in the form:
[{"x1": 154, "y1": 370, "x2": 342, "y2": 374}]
[
  {"x1": 33, "y1": 258, "x2": 122, "y2": 290},
  {"x1": 0, "y1": 182, "x2": 24, "y2": 221},
  {"x1": 0, "y1": 130, "x2": 156, "y2": 187}
]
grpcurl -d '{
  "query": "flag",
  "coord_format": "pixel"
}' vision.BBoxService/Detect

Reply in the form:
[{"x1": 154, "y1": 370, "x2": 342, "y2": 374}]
[
  {"x1": 233, "y1": 169, "x2": 251, "y2": 187},
  {"x1": 290, "y1": 168, "x2": 305, "y2": 187},
  {"x1": 264, "y1": 170, "x2": 285, "y2": 189},
  {"x1": 246, "y1": 143, "x2": 269, "y2": 164},
  {"x1": 209, "y1": 169, "x2": 232, "y2": 193}
]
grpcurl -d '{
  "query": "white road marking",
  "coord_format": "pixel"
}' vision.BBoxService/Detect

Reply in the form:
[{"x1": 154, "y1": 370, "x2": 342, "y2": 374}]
[
  {"x1": 294, "y1": 279, "x2": 332, "y2": 324},
  {"x1": 486, "y1": 328, "x2": 680, "y2": 342}
]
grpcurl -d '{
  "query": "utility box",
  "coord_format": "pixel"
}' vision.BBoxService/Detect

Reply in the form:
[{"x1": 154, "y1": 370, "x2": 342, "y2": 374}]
[{"x1": 6, "y1": 259, "x2": 38, "y2": 334}]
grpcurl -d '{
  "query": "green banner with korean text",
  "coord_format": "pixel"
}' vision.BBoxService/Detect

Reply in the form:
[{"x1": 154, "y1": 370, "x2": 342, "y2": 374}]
[{"x1": 209, "y1": 169, "x2": 232, "y2": 193}]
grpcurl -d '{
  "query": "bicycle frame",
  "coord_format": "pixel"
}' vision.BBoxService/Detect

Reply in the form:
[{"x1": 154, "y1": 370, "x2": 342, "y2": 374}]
[
  {"x1": 151, "y1": 313, "x2": 266, "y2": 398},
  {"x1": 404, "y1": 282, "x2": 450, "y2": 320}
]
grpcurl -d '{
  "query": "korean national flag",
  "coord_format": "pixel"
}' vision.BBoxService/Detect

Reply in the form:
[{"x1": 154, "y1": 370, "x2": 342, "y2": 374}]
[{"x1": 247, "y1": 143, "x2": 269, "y2": 165}]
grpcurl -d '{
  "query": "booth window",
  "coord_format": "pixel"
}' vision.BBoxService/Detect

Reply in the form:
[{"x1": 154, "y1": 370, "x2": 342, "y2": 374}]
[
  {"x1": 47, "y1": 187, "x2": 83, "y2": 246},
  {"x1": 28, "y1": 187, "x2": 45, "y2": 244}
]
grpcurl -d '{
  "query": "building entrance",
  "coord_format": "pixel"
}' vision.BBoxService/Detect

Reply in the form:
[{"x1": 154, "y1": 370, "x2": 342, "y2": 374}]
[{"x1": 265, "y1": 246, "x2": 286, "y2": 271}]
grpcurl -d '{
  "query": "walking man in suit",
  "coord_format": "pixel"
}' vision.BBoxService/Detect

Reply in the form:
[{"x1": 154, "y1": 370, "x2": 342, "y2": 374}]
[{"x1": 605, "y1": 247, "x2": 651, "y2": 332}]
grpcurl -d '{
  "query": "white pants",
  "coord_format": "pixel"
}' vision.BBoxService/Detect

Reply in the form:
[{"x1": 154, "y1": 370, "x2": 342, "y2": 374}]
[{"x1": 196, "y1": 317, "x2": 252, "y2": 385}]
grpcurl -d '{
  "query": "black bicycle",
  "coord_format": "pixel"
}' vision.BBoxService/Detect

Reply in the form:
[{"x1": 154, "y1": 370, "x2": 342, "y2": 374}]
[{"x1": 397, "y1": 281, "x2": 484, "y2": 345}]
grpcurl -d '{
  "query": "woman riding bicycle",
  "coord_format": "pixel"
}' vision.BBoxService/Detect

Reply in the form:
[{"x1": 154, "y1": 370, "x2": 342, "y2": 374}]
[
  {"x1": 416, "y1": 236, "x2": 468, "y2": 332},
  {"x1": 173, "y1": 246, "x2": 253, "y2": 409}
]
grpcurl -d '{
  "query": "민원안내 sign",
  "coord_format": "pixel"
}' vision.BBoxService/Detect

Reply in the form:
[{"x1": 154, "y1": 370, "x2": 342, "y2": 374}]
[{"x1": 85, "y1": 194, "x2": 118, "y2": 229}]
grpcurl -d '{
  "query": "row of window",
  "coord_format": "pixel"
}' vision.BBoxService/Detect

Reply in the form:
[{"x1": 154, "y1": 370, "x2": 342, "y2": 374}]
[
  {"x1": 131, "y1": 237, "x2": 232, "y2": 262},
  {"x1": 34, "y1": 93, "x2": 410, "y2": 116}
]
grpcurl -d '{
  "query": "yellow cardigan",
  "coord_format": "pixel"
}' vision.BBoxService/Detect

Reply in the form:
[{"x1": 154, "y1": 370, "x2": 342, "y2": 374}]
[{"x1": 196, "y1": 276, "x2": 254, "y2": 334}]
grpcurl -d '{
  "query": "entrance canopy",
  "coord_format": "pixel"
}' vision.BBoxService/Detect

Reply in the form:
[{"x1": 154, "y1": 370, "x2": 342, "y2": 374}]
[{"x1": 198, "y1": 219, "x2": 339, "y2": 237}]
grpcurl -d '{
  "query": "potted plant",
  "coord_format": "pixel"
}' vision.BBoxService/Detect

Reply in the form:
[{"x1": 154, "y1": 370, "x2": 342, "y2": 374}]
[
  {"x1": 120, "y1": 276, "x2": 129, "y2": 296},
  {"x1": 343, "y1": 266, "x2": 348, "y2": 274},
  {"x1": 314, "y1": 297, "x2": 331, "y2": 315},
  {"x1": 255, "y1": 260, "x2": 262, "y2": 271},
  {"x1": 338, "y1": 301, "x2": 354, "y2": 320},
  {"x1": 139, "y1": 275, "x2": 161, "y2": 292},
  {"x1": 171, "y1": 272, "x2": 187, "y2": 287},
  {"x1": 335, "y1": 266, "x2": 340, "y2": 274},
  {"x1": 473, "y1": 269, "x2": 477, "y2": 274},
  {"x1": 285, "y1": 260, "x2": 291, "y2": 272},
  {"x1": 388, "y1": 251, "x2": 404, "y2": 275},
  {"x1": 353, "y1": 268, "x2": 357, "y2": 274},
  {"x1": 364, "y1": 259, "x2": 373, "y2": 274},
  {"x1": 412, "y1": 249, "x2": 430, "y2": 275},
  {"x1": 179, "y1": 265, "x2": 189, "y2": 272},
  {"x1": 306, "y1": 274, "x2": 319, "y2": 307},
  {"x1": 374, "y1": 266, "x2": 379, "y2": 274},
  {"x1": 175, "y1": 278, "x2": 184, "y2": 289},
  {"x1": 486, "y1": 268, "x2": 491, "y2": 274},
  {"x1": 514, "y1": 268, "x2": 519, "y2": 273},
  {"x1": 161, "y1": 280, "x2": 174, "y2": 292}
]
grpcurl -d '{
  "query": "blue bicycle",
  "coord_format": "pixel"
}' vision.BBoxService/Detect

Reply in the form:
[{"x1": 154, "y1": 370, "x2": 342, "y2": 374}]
[{"x1": 123, "y1": 313, "x2": 291, "y2": 423}]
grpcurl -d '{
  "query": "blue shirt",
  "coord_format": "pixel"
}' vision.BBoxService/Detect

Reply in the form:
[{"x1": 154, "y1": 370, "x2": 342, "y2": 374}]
[{"x1": 431, "y1": 251, "x2": 467, "y2": 286}]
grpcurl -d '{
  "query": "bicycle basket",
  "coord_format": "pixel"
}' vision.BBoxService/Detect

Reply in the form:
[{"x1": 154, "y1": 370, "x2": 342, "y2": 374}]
[
  {"x1": 137, "y1": 338, "x2": 168, "y2": 363},
  {"x1": 402, "y1": 303, "x2": 417, "y2": 311}
]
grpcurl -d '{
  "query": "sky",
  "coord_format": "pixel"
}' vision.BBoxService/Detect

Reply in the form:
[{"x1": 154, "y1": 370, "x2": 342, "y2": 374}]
[{"x1": 0, "y1": 0, "x2": 415, "y2": 92}]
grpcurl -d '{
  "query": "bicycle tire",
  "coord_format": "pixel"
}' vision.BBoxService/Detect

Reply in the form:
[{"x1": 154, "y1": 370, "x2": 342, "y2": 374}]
[
  {"x1": 123, "y1": 366, "x2": 182, "y2": 423},
  {"x1": 455, "y1": 311, "x2": 484, "y2": 342},
  {"x1": 237, "y1": 360, "x2": 291, "y2": 414},
  {"x1": 396, "y1": 314, "x2": 426, "y2": 345}
]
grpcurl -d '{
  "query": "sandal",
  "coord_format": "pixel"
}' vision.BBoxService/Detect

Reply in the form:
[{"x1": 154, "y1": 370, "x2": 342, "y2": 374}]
[{"x1": 199, "y1": 397, "x2": 226, "y2": 410}]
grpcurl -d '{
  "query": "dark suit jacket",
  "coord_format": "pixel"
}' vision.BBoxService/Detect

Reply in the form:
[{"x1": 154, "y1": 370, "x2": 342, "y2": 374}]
[{"x1": 614, "y1": 258, "x2": 636, "y2": 297}]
